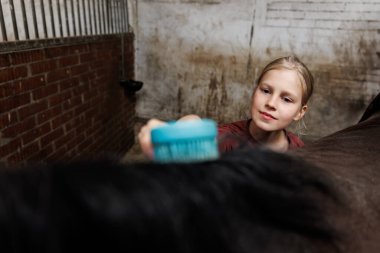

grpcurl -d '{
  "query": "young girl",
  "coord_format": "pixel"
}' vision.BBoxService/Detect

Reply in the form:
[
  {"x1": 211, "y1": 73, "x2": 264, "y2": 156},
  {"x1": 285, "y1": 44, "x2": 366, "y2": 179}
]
[{"x1": 138, "y1": 55, "x2": 314, "y2": 157}]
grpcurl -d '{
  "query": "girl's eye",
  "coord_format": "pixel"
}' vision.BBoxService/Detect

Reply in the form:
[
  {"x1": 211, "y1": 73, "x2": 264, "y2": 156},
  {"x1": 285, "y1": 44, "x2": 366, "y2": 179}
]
[
  {"x1": 283, "y1": 97, "x2": 293, "y2": 103},
  {"x1": 261, "y1": 88, "x2": 270, "y2": 94}
]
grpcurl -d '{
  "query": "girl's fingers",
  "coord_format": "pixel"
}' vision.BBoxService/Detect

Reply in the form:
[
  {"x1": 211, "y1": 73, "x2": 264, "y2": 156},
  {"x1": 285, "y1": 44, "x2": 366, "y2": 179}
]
[{"x1": 138, "y1": 119, "x2": 166, "y2": 159}]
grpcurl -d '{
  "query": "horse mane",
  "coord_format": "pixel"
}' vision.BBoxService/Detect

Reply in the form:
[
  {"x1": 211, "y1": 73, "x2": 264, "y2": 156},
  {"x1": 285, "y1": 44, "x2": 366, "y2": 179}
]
[{"x1": 0, "y1": 148, "x2": 342, "y2": 253}]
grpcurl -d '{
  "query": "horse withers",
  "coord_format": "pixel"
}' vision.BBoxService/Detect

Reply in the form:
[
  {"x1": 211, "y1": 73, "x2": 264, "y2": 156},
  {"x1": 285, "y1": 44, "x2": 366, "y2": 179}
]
[
  {"x1": 0, "y1": 93, "x2": 379, "y2": 253},
  {"x1": 292, "y1": 92, "x2": 380, "y2": 253}
]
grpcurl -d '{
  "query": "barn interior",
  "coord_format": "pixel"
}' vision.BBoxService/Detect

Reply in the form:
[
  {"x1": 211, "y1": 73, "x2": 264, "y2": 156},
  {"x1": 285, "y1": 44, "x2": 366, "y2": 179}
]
[{"x1": 0, "y1": 0, "x2": 379, "y2": 165}]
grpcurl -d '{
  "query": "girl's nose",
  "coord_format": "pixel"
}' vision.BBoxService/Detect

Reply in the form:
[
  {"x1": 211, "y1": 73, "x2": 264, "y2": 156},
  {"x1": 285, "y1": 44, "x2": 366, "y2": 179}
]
[{"x1": 265, "y1": 96, "x2": 277, "y2": 110}]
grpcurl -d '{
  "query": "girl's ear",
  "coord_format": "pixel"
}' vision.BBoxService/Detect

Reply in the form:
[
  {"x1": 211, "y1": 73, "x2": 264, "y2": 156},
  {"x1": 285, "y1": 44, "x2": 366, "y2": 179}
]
[{"x1": 294, "y1": 105, "x2": 307, "y2": 121}]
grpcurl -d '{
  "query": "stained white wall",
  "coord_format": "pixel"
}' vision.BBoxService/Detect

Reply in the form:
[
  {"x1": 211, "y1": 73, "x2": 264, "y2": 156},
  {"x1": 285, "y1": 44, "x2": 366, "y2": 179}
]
[{"x1": 134, "y1": 0, "x2": 380, "y2": 139}]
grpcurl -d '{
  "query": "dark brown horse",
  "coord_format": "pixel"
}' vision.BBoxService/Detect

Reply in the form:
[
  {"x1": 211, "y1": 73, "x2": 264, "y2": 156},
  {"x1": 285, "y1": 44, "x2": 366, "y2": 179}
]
[
  {"x1": 292, "y1": 92, "x2": 380, "y2": 253},
  {"x1": 0, "y1": 94, "x2": 379, "y2": 253}
]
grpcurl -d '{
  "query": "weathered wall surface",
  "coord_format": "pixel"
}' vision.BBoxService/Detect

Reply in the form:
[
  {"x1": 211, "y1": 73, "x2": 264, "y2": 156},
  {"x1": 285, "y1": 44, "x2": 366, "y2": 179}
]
[{"x1": 134, "y1": 0, "x2": 380, "y2": 140}]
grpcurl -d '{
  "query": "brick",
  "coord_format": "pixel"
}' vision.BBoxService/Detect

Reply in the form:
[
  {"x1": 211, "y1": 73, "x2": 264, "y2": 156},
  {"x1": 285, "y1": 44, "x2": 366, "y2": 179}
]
[
  {"x1": 13, "y1": 66, "x2": 28, "y2": 79},
  {"x1": 9, "y1": 81, "x2": 23, "y2": 96},
  {"x1": 10, "y1": 50, "x2": 44, "y2": 65},
  {"x1": 83, "y1": 89, "x2": 98, "y2": 101},
  {"x1": 75, "y1": 133, "x2": 85, "y2": 145},
  {"x1": 90, "y1": 94, "x2": 103, "y2": 106},
  {"x1": 47, "y1": 68, "x2": 71, "y2": 83},
  {"x1": 33, "y1": 84, "x2": 59, "y2": 100},
  {"x1": 22, "y1": 122, "x2": 51, "y2": 145},
  {"x1": 2, "y1": 117, "x2": 36, "y2": 137},
  {"x1": 59, "y1": 55, "x2": 79, "y2": 67},
  {"x1": 93, "y1": 68, "x2": 108, "y2": 79},
  {"x1": 85, "y1": 125, "x2": 97, "y2": 138},
  {"x1": 0, "y1": 93, "x2": 30, "y2": 114},
  {"x1": 93, "y1": 126, "x2": 107, "y2": 140},
  {"x1": 60, "y1": 78, "x2": 79, "y2": 91},
  {"x1": 78, "y1": 138, "x2": 93, "y2": 151},
  {"x1": 20, "y1": 141, "x2": 40, "y2": 159},
  {"x1": 48, "y1": 91, "x2": 72, "y2": 107},
  {"x1": 75, "y1": 121, "x2": 91, "y2": 136},
  {"x1": 18, "y1": 101, "x2": 48, "y2": 120},
  {"x1": 0, "y1": 83, "x2": 5, "y2": 98},
  {"x1": 89, "y1": 43, "x2": 101, "y2": 52},
  {"x1": 95, "y1": 76, "x2": 108, "y2": 85},
  {"x1": 0, "y1": 68, "x2": 14, "y2": 83},
  {"x1": 0, "y1": 138, "x2": 21, "y2": 158},
  {"x1": 19, "y1": 75, "x2": 46, "y2": 92},
  {"x1": 45, "y1": 46, "x2": 70, "y2": 58},
  {"x1": 37, "y1": 105, "x2": 62, "y2": 124},
  {"x1": 96, "y1": 83, "x2": 107, "y2": 94},
  {"x1": 0, "y1": 111, "x2": 18, "y2": 128},
  {"x1": 73, "y1": 115, "x2": 84, "y2": 126},
  {"x1": 97, "y1": 50, "x2": 111, "y2": 60},
  {"x1": 52, "y1": 110, "x2": 74, "y2": 129},
  {"x1": 79, "y1": 52, "x2": 95, "y2": 63},
  {"x1": 0, "y1": 54, "x2": 10, "y2": 67},
  {"x1": 72, "y1": 83, "x2": 89, "y2": 96},
  {"x1": 47, "y1": 146, "x2": 68, "y2": 162},
  {"x1": 77, "y1": 72, "x2": 96, "y2": 84},
  {"x1": 66, "y1": 136, "x2": 77, "y2": 153},
  {"x1": 69, "y1": 44, "x2": 89, "y2": 54},
  {"x1": 62, "y1": 96, "x2": 81, "y2": 110},
  {"x1": 74, "y1": 103, "x2": 90, "y2": 116},
  {"x1": 13, "y1": 93, "x2": 31, "y2": 108},
  {"x1": 64, "y1": 119, "x2": 76, "y2": 132},
  {"x1": 55, "y1": 130, "x2": 75, "y2": 149},
  {"x1": 29, "y1": 144, "x2": 53, "y2": 161},
  {"x1": 85, "y1": 108, "x2": 98, "y2": 118},
  {"x1": 71, "y1": 64, "x2": 88, "y2": 76},
  {"x1": 0, "y1": 98, "x2": 13, "y2": 114},
  {"x1": 30, "y1": 60, "x2": 57, "y2": 75},
  {"x1": 40, "y1": 127, "x2": 64, "y2": 147},
  {"x1": 7, "y1": 152, "x2": 23, "y2": 164}
]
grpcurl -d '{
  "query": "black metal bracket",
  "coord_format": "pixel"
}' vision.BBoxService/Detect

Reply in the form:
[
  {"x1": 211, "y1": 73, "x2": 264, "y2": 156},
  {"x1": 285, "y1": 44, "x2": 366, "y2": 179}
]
[{"x1": 120, "y1": 79, "x2": 143, "y2": 94}]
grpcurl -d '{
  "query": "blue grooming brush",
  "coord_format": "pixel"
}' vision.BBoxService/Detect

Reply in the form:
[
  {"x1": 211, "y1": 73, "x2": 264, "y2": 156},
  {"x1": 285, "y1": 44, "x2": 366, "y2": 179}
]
[{"x1": 151, "y1": 119, "x2": 219, "y2": 162}]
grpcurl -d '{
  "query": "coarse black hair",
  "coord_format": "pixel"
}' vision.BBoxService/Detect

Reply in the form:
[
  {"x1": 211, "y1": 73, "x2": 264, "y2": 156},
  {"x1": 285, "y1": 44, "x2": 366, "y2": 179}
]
[{"x1": 0, "y1": 148, "x2": 342, "y2": 253}]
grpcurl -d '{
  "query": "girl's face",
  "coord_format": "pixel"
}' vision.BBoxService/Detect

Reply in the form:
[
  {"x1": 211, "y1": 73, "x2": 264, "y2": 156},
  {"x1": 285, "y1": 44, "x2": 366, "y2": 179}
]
[{"x1": 251, "y1": 69, "x2": 307, "y2": 132}]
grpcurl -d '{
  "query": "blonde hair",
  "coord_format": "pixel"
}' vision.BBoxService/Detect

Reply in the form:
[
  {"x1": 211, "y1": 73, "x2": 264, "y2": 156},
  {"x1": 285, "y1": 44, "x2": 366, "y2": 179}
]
[{"x1": 256, "y1": 55, "x2": 314, "y2": 106}]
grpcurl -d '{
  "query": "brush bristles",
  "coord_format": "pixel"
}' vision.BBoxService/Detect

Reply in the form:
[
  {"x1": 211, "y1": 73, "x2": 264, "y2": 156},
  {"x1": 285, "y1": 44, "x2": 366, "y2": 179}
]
[{"x1": 153, "y1": 138, "x2": 219, "y2": 162}]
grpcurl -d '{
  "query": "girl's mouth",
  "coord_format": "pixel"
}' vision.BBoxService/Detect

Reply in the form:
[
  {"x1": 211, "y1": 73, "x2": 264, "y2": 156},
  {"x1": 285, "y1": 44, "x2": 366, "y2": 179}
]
[{"x1": 260, "y1": 111, "x2": 277, "y2": 120}]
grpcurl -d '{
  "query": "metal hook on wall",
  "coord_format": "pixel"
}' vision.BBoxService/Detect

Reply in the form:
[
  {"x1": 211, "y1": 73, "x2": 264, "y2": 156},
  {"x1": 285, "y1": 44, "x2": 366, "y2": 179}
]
[{"x1": 120, "y1": 0, "x2": 143, "y2": 94}]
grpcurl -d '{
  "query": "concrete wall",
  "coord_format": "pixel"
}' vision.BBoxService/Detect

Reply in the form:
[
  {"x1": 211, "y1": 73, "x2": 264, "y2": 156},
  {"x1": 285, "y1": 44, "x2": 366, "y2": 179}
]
[{"x1": 134, "y1": 0, "x2": 380, "y2": 140}]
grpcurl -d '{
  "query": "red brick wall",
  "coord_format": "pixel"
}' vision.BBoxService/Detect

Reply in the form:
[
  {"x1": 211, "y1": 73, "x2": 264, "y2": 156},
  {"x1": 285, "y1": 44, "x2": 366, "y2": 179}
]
[{"x1": 0, "y1": 34, "x2": 136, "y2": 165}]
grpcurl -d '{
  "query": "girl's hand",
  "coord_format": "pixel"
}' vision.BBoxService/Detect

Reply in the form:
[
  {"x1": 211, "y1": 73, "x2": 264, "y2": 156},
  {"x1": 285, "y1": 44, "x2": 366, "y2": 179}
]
[
  {"x1": 138, "y1": 119, "x2": 166, "y2": 159},
  {"x1": 137, "y1": 115, "x2": 201, "y2": 159},
  {"x1": 177, "y1": 114, "x2": 201, "y2": 122}
]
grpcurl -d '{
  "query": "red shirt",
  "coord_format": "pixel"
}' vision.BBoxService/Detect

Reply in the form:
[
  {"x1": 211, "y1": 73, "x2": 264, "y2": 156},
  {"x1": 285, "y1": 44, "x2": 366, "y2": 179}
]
[{"x1": 218, "y1": 119, "x2": 304, "y2": 152}]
